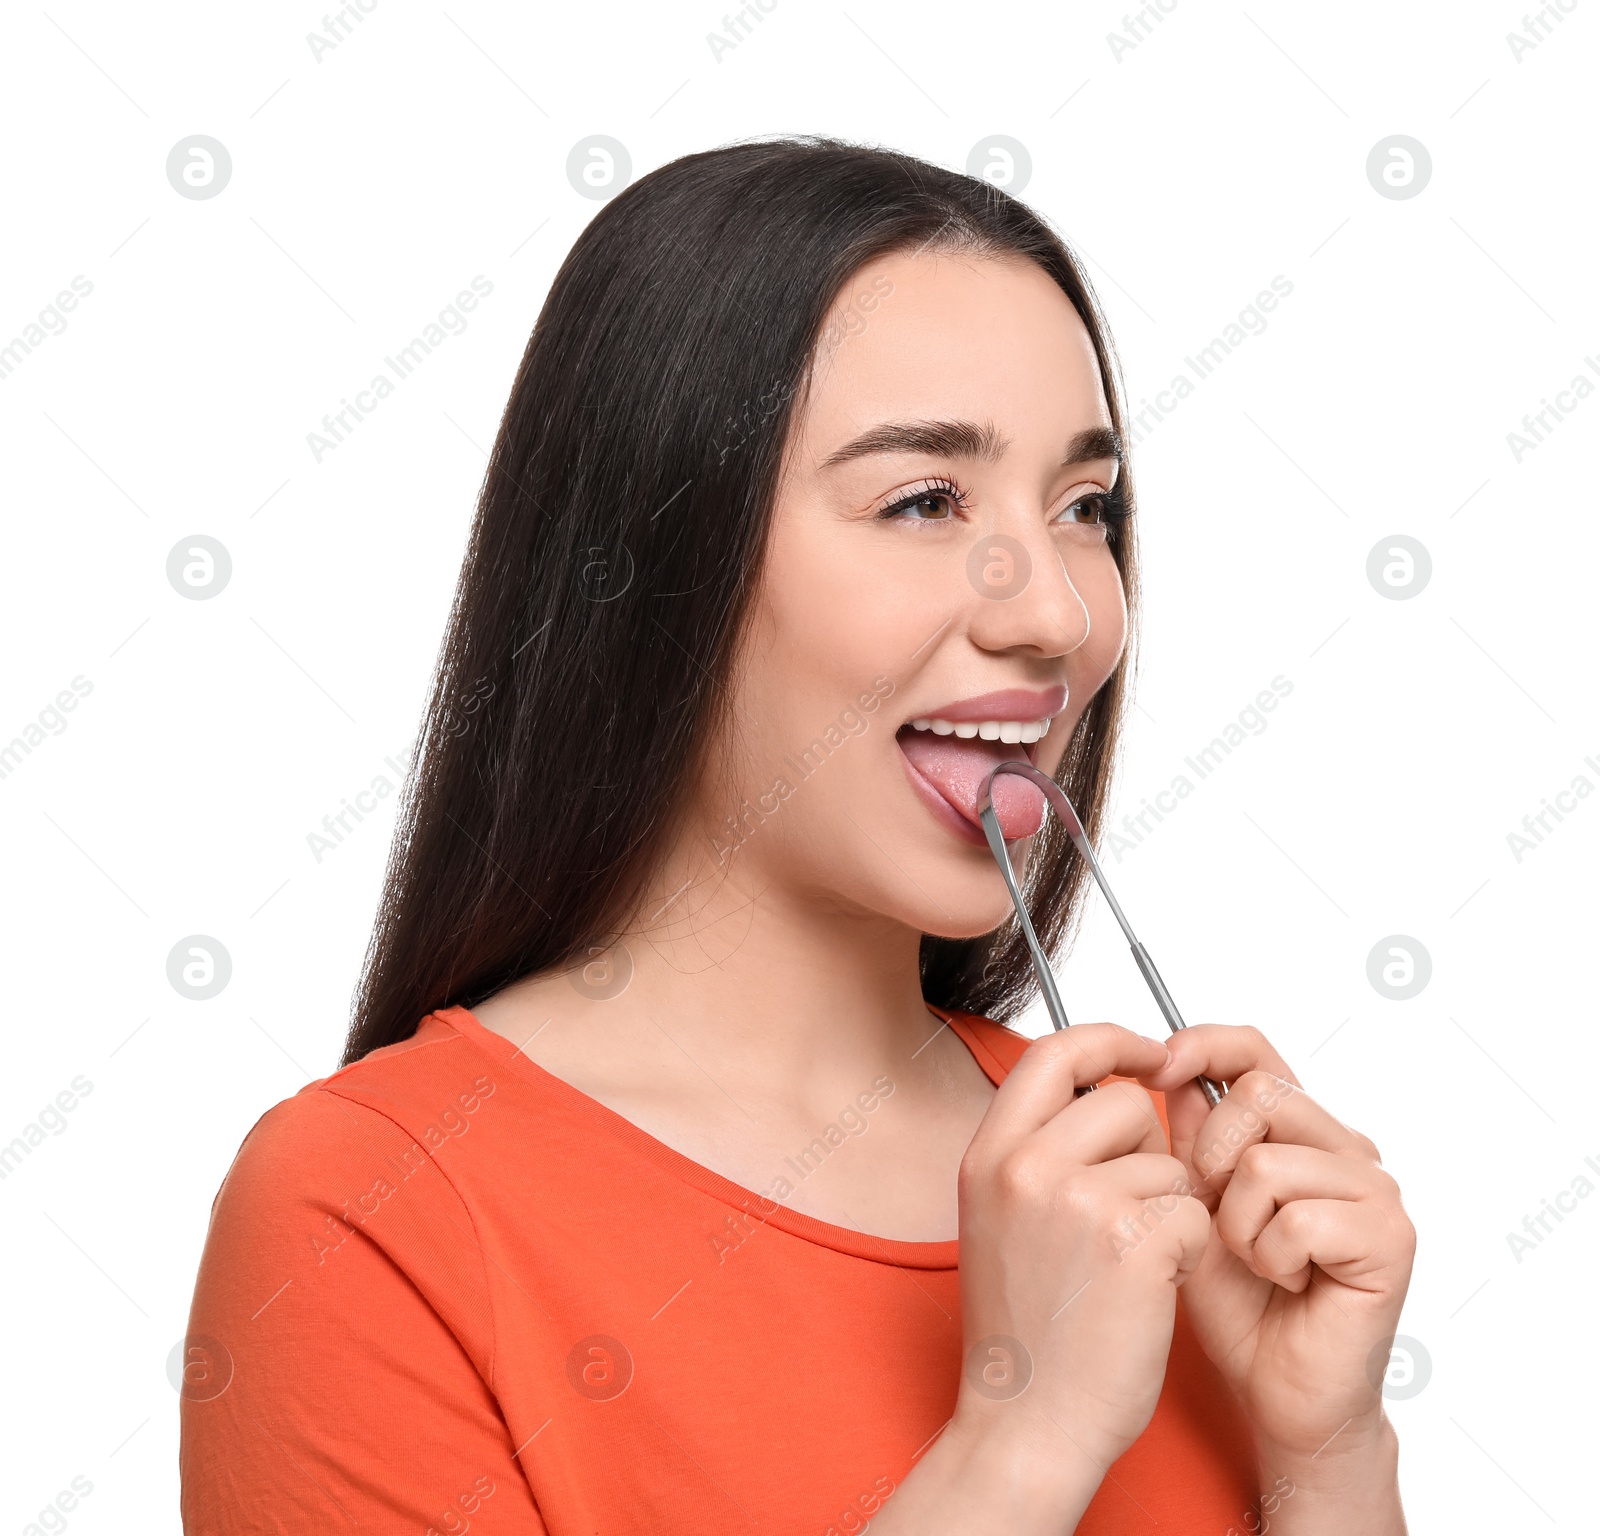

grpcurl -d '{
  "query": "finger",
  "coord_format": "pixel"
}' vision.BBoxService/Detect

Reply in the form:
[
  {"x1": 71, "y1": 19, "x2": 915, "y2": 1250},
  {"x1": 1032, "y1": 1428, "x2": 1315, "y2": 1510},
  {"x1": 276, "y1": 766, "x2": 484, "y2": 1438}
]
[
  {"x1": 1192, "y1": 1071, "x2": 1376, "y2": 1191},
  {"x1": 1244, "y1": 1199, "x2": 1402, "y2": 1293},
  {"x1": 1032, "y1": 1078, "x2": 1170, "y2": 1166},
  {"x1": 1074, "y1": 1158, "x2": 1211, "y2": 1281},
  {"x1": 1141, "y1": 1024, "x2": 1299, "y2": 1093},
  {"x1": 1139, "y1": 1049, "x2": 1373, "y2": 1192},
  {"x1": 1080, "y1": 1150, "x2": 1197, "y2": 1205},
  {"x1": 971, "y1": 1024, "x2": 1171, "y2": 1150},
  {"x1": 1213, "y1": 1143, "x2": 1393, "y2": 1275},
  {"x1": 1106, "y1": 1155, "x2": 1212, "y2": 1281},
  {"x1": 1136, "y1": 1024, "x2": 1299, "y2": 1153}
]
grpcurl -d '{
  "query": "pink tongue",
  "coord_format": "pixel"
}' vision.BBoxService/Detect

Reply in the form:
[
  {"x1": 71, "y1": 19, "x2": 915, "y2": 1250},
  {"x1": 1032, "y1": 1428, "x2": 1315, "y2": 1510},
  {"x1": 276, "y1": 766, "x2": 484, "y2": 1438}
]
[{"x1": 898, "y1": 730, "x2": 1046, "y2": 838}]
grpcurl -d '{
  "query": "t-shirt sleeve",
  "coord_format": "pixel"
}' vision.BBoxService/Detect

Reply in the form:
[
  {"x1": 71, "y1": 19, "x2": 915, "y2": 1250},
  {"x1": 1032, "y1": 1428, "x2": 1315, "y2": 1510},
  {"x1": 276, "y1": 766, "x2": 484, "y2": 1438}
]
[{"x1": 179, "y1": 1085, "x2": 547, "y2": 1535}]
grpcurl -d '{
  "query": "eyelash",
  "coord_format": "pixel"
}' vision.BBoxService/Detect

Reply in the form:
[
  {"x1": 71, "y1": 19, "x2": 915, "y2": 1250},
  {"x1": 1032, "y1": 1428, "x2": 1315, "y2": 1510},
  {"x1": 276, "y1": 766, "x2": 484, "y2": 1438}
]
[{"x1": 873, "y1": 476, "x2": 1131, "y2": 531}]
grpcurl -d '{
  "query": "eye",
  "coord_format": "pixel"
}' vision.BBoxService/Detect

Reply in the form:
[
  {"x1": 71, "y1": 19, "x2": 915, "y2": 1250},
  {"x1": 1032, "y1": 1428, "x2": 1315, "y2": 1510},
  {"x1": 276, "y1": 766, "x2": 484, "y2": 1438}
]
[
  {"x1": 1054, "y1": 489, "x2": 1127, "y2": 533},
  {"x1": 874, "y1": 477, "x2": 971, "y2": 522}
]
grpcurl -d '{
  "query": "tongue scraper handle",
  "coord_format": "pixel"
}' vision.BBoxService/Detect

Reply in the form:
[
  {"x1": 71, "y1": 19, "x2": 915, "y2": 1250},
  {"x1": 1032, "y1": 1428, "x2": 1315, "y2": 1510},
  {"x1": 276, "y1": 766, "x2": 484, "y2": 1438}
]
[{"x1": 977, "y1": 761, "x2": 1225, "y2": 1109}]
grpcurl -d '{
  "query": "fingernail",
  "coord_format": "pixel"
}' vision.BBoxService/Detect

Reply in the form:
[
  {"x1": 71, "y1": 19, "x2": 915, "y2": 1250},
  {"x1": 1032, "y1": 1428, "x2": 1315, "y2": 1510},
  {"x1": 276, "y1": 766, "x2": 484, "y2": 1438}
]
[{"x1": 1138, "y1": 1034, "x2": 1170, "y2": 1057}]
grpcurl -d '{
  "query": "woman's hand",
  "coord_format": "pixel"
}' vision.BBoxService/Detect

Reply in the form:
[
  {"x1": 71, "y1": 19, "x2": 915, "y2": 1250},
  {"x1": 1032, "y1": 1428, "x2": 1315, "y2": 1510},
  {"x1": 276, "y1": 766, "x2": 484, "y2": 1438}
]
[
  {"x1": 870, "y1": 1024, "x2": 1209, "y2": 1533},
  {"x1": 1140, "y1": 1026, "x2": 1415, "y2": 1526}
]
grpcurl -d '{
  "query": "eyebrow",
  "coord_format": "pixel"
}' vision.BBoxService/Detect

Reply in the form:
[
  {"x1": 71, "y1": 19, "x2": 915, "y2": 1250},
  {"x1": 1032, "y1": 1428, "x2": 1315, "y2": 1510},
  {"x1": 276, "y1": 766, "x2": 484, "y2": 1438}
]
[{"x1": 818, "y1": 418, "x2": 1123, "y2": 471}]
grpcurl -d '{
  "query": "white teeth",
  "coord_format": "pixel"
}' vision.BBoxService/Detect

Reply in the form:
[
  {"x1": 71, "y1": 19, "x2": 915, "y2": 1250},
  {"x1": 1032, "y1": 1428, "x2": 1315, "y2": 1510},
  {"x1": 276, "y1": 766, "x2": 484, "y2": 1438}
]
[{"x1": 906, "y1": 715, "x2": 1056, "y2": 739}]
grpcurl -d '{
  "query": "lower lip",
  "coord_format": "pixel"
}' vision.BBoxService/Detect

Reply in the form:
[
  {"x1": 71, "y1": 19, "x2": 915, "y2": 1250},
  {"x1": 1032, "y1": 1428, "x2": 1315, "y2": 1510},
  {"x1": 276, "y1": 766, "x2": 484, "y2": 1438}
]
[{"x1": 894, "y1": 735, "x2": 1038, "y2": 849}]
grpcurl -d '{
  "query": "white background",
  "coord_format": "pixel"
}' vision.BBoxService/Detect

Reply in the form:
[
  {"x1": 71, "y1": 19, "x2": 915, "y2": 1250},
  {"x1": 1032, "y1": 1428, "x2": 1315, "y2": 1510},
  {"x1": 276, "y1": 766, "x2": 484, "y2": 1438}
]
[{"x1": 2, "y1": 0, "x2": 1595, "y2": 1528}]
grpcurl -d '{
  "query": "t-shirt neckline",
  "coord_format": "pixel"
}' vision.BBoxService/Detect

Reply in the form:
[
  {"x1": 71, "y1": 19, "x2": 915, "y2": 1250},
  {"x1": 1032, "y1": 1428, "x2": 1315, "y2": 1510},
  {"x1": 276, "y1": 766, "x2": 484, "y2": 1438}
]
[{"x1": 433, "y1": 1001, "x2": 1010, "y2": 1271}]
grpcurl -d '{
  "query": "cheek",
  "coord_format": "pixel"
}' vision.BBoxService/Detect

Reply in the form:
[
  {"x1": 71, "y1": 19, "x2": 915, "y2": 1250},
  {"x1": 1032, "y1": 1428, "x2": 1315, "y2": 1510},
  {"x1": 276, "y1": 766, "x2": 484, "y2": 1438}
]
[
  {"x1": 1077, "y1": 549, "x2": 1129, "y2": 684},
  {"x1": 756, "y1": 516, "x2": 911, "y2": 701}
]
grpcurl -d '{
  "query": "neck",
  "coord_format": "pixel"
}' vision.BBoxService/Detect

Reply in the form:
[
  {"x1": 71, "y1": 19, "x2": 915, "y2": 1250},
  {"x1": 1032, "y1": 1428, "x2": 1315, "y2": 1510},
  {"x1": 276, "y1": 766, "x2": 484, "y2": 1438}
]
[{"x1": 609, "y1": 834, "x2": 939, "y2": 1101}]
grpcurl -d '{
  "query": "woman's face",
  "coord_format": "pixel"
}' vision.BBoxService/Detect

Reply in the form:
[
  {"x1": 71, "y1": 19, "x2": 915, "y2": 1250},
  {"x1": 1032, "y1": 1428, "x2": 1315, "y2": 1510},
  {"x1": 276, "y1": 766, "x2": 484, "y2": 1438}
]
[{"x1": 701, "y1": 247, "x2": 1128, "y2": 939}]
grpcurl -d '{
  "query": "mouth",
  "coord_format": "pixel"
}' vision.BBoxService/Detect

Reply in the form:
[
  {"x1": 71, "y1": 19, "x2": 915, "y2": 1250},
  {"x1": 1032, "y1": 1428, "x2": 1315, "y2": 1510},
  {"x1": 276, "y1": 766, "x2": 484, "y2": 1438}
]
[{"x1": 894, "y1": 686, "x2": 1067, "y2": 848}]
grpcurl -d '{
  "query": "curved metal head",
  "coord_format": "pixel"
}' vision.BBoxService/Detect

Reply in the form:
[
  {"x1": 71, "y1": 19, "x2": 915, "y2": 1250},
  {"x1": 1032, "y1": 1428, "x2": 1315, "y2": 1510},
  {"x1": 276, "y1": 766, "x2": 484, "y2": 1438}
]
[
  {"x1": 977, "y1": 760, "x2": 1225, "y2": 1108},
  {"x1": 975, "y1": 758, "x2": 1085, "y2": 839},
  {"x1": 979, "y1": 760, "x2": 1133, "y2": 940}
]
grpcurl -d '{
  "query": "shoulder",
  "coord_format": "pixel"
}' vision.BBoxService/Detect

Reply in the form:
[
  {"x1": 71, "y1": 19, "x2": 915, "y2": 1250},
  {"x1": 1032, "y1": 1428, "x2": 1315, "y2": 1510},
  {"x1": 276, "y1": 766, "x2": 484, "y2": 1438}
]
[
  {"x1": 195, "y1": 1013, "x2": 502, "y2": 1303},
  {"x1": 938, "y1": 1007, "x2": 1034, "y2": 1075},
  {"x1": 940, "y1": 1006, "x2": 1173, "y2": 1136},
  {"x1": 207, "y1": 1015, "x2": 487, "y2": 1207}
]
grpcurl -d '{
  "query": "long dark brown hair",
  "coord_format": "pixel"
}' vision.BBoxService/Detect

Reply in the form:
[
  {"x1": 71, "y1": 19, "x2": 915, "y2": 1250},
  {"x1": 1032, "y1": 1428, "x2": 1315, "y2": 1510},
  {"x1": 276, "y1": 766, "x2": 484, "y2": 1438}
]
[{"x1": 342, "y1": 135, "x2": 1140, "y2": 1066}]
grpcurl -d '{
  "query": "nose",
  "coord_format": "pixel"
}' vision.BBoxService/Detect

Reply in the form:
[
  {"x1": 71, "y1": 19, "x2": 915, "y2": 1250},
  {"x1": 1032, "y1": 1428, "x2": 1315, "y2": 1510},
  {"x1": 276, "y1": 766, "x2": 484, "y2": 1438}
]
[{"x1": 962, "y1": 522, "x2": 1095, "y2": 659}]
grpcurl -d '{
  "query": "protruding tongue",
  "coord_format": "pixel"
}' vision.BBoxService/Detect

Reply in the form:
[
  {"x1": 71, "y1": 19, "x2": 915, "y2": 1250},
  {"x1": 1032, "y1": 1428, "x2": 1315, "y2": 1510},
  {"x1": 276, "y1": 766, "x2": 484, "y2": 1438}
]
[{"x1": 898, "y1": 729, "x2": 1046, "y2": 838}]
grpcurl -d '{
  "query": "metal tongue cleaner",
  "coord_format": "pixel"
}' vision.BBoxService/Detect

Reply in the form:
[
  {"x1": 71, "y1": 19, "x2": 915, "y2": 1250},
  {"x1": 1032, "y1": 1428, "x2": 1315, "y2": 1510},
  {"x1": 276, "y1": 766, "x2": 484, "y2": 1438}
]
[{"x1": 977, "y1": 761, "x2": 1224, "y2": 1108}]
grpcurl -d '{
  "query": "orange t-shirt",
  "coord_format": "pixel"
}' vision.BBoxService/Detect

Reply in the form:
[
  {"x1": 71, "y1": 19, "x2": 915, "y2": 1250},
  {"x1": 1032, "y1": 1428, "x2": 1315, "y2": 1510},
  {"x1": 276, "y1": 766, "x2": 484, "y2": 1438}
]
[{"x1": 179, "y1": 1004, "x2": 1258, "y2": 1532}]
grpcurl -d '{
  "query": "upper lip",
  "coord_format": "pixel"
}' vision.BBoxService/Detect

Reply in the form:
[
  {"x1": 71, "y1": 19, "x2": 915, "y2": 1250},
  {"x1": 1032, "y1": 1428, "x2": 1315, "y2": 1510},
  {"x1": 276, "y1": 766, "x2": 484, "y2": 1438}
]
[{"x1": 904, "y1": 685, "x2": 1068, "y2": 724}]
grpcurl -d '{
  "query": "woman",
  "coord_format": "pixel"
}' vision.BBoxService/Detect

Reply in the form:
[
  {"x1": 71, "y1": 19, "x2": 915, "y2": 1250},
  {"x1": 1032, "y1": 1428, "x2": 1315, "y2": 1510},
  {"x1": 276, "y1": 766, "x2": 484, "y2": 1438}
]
[{"x1": 180, "y1": 138, "x2": 1414, "y2": 1533}]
